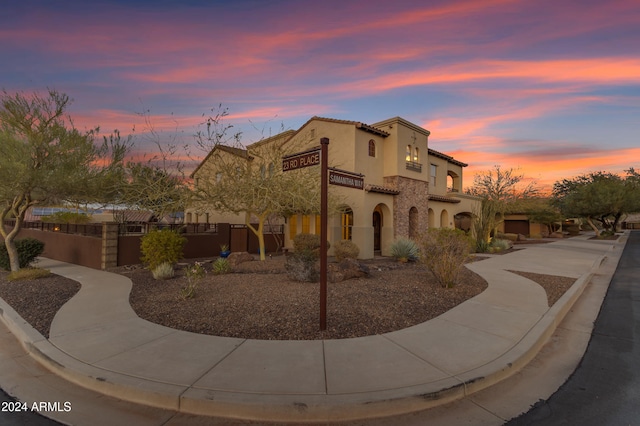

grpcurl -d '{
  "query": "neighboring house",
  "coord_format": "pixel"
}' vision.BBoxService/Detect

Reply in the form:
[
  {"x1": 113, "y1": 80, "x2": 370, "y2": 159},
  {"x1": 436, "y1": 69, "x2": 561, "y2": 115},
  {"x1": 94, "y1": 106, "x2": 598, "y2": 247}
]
[
  {"x1": 622, "y1": 213, "x2": 640, "y2": 229},
  {"x1": 188, "y1": 116, "x2": 480, "y2": 259},
  {"x1": 25, "y1": 207, "x2": 182, "y2": 228},
  {"x1": 500, "y1": 214, "x2": 549, "y2": 238}
]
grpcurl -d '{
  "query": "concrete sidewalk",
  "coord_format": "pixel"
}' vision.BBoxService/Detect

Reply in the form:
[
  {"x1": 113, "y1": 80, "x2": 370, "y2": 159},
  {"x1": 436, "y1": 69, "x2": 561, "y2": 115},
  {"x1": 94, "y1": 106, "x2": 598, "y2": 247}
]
[{"x1": 0, "y1": 233, "x2": 627, "y2": 424}]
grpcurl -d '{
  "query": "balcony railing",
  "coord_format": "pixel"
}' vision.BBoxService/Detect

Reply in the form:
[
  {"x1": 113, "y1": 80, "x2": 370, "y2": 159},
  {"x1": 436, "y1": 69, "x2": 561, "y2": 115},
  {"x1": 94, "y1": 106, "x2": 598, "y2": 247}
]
[{"x1": 405, "y1": 161, "x2": 422, "y2": 172}]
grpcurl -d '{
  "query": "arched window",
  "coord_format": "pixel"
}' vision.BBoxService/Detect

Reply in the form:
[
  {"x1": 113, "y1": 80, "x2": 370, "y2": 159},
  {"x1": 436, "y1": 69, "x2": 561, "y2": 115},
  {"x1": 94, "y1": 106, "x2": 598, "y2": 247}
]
[
  {"x1": 413, "y1": 147, "x2": 419, "y2": 162},
  {"x1": 406, "y1": 145, "x2": 412, "y2": 162},
  {"x1": 341, "y1": 208, "x2": 353, "y2": 240},
  {"x1": 289, "y1": 215, "x2": 297, "y2": 238},
  {"x1": 368, "y1": 139, "x2": 376, "y2": 157}
]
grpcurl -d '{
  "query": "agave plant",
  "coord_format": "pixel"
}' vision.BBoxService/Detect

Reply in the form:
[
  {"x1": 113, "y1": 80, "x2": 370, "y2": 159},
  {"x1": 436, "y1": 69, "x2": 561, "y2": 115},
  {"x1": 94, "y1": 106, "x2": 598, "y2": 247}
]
[{"x1": 390, "y1": 238, "x2": 420, "y2": 262}]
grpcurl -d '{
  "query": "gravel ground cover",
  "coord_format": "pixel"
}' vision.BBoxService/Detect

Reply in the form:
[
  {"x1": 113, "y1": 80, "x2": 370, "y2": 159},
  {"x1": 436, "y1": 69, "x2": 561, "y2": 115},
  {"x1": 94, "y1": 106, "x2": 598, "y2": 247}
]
[
  {"x1": 0, "y1": 251, "x2": 576, "y2": 341},
  {"x1": 0, "y1": 272, "x2": 80, "y2": 338}
]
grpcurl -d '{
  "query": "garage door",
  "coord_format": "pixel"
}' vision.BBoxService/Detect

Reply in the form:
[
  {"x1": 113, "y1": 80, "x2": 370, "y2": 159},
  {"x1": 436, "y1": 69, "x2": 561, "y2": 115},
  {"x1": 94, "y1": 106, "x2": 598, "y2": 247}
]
[{"x1": 504, "y1": 220, "x2": 530, "y2": 236}]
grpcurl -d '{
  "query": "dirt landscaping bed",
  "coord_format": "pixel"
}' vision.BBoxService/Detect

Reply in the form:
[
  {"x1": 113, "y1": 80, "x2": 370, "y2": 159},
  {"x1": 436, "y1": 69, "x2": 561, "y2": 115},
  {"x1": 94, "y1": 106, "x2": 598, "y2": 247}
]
[{"x1": 0, "y1": 255, "x2": 576, "y2": 341}]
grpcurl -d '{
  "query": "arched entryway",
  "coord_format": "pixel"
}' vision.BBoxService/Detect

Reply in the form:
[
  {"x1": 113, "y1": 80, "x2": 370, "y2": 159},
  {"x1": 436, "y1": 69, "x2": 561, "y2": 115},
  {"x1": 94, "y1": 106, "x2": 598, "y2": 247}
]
[
  {"x1": 373, "y1": 210, "x2": 382, "y2": 251},
  {"x1": 454, "y1": 212, "x2": 473, "y2": 233},
  {"x1": 428, "y1": 208, "x2": 435, "y2": 228},
  {"x1": 341, "y1": 206, "x2": 354, "y2": 240},
  {"x1": 372, "y1": 203, "x2": 392, "y2": 256}
]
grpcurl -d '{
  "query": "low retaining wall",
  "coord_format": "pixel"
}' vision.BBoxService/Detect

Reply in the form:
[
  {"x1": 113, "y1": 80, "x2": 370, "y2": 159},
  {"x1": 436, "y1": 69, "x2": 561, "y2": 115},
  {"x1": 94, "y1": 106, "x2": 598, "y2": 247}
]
[
  {"x1": 5, "y1": 221, "x2": 284, "y2": 270},
  {"x1": 7, "y1": 227, "x2": 102, "y2": 270}
]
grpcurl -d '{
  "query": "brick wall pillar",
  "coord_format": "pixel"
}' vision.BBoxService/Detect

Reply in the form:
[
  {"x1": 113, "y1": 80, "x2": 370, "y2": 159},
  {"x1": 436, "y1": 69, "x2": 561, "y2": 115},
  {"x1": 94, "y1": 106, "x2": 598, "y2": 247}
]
[{"x1": 101, "y1": 222, "x2": 119, "y2": 269}]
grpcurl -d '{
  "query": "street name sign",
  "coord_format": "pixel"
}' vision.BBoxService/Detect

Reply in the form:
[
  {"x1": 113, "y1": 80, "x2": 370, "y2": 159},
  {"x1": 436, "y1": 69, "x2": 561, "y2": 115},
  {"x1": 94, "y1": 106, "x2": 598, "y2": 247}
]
[
  {"x1": 329, "y1": 169, "x2": 364, "y2": 189},
  {"x1": 282, "y1": 148, "x2": 321, "y2": 171}
]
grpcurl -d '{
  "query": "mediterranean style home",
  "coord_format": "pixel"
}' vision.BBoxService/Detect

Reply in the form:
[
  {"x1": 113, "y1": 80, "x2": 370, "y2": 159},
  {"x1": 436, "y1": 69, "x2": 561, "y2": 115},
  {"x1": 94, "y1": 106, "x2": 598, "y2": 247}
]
[{"x1": 187, "y1": 116, "x2": 480, "y2": 259}]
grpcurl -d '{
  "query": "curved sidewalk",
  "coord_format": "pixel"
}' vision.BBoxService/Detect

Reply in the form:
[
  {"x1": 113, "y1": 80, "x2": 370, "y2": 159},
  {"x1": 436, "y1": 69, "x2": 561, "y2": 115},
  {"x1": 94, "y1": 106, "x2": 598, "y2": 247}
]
[{"x1": 0, "y1": 234, "x2": 626, "y2": 423}]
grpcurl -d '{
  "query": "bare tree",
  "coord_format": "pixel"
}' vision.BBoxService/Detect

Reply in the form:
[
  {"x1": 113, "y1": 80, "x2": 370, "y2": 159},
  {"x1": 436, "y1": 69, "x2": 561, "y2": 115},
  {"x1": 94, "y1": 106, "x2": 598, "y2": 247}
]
[
  {"x1": 467, "y1": 165, "x2": 539, "y2": 249},
  {"x1": 190, "y1": 132, "x2": 324, "y2": 260}
]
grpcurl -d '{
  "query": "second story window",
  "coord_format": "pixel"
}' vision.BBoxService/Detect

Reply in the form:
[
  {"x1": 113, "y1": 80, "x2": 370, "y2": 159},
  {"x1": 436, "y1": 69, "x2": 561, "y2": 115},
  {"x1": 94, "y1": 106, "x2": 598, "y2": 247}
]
[
  {"x1": 430, "y1": 164, "x2": 437, "y2": 186},
  {"x1": 368, "y1": 140, "x2": 376, "y2": 157},
  {"x1": 406, "y1": 144, "x2": 422, "y2": 172}
]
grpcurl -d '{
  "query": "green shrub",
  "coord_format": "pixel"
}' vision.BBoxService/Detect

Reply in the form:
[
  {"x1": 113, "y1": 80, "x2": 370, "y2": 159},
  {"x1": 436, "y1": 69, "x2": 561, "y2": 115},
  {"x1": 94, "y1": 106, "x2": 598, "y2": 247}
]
[
  {"x1": 475, "y1": 239, "x2": 490, "y2": 253},
  {"x1": 490, "y1": 238, "x2": 512, "y2": 252},
  {"x1": 140, "y1": 230, "x2": 186, "y2": 270},
  {"x1": 7, "y1": 267, "x2": 51, "y2": 281},
  {"x1": 292, "y1": 233, "x2": 330, "y2": 253},
  {"x1": 418, "y1": 228, "x2": 473, "y2": 288},
  {"x1": 152, "y1": 262, "x2": 175, "y2": 280},
  {"x1": 211, "y1": 258, "x2": 231, "y2": 275},
  {"x1": 333, "y1": 240, "x2": 360, "y2": 261},
  {"x1": 390, "y1": 237, "x2": 420, "y2": 262},
  {"x1": 0, "y1": 238, "x2": 45, "y2": 271},
  {"x1": 40, "y1": 211, "x2": 92, "y2": 224}
]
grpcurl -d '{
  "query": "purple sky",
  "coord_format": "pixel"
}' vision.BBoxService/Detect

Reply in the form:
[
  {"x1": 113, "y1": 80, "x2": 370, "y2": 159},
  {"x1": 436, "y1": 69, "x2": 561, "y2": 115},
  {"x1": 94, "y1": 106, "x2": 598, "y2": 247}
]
[{"x1": 2, "y1": 0, "x2": 639, "y2": 189}]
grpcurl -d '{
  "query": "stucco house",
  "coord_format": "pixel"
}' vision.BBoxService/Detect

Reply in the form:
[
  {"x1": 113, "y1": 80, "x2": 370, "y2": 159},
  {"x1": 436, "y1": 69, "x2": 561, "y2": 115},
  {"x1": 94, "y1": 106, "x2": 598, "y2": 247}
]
[{"x1": 187, "y1": 116, "x2": 479, "y2": 259}]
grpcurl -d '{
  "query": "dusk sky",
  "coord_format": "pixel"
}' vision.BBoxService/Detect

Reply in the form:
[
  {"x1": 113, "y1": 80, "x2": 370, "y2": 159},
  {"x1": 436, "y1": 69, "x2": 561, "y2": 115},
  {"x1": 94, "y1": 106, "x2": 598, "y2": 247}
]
[{"x1": 2, "y1": 0, "x2": 639, "y2": 191}]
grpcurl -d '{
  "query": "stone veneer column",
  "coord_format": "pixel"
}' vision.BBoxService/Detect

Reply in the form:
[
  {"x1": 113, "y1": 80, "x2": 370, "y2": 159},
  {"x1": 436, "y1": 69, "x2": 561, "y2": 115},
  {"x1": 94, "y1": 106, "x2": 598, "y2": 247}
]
[
  {"x1": 384, "y1": 176, "x2": 429, "y2": 239},
  {"x1": 101, "y1": 222, "x2": 119, "y2": 269}
]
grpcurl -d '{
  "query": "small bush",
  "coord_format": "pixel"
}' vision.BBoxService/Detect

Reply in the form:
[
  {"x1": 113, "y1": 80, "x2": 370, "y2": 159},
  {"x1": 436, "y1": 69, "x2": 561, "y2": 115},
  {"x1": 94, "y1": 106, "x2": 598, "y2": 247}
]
[
  {"x1": 140, "y1": 230, "x2": 186, "y2": 270},
  {"x1": 180, "y1": 261, "x2": 207, "y2": 300},
  {"x1": 292, "y1": 233, "x2": 330, "y2": 253},
  {"x1": 287, "y1": 233, "x2": 330, "y2": 283},
  {"x1": 390, "y1": 238, "x2": 419, "y2": 262},
  {"x1": 475, "y1": 239, "x2": 490, "y2": 253},
  {"x1": 285, "y1": 251, "x2": 319, "y2": 282},
  {"x1": 211, "y1": 258, "x2": 231, "y2": 275},
  {"x1": 7, "y1": 267, "x2": 51, "y2": 281},
  {"x1": 333, "y1": 240, "x2": 360, "y2": 261},
  {"x1": 152, "y1": 262, "x2": 175, "y2": 280},
  {"x1": 0, "y1": 238, "x2": 45, "y2": 271},
  {"x1": 418, "y1": 228, "x2": 473, "y2": 288},
  {"x1": 490, "y1": 238, "x2": 512, "y2": 252}
]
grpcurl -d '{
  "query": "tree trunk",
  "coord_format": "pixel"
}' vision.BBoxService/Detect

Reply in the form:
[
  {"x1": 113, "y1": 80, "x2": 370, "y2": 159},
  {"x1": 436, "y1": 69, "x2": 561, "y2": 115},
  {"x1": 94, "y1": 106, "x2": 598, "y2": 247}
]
[
  {"x1": 585, "y1": 217, "x2": 601, "y2": 237},
  {"x1": 1, "y1": 199, "x2": 31, "y2": 272},
  {"x1": 246, "y1": 214, "x2": 267, "y2": 261},
  {"x1": 1, "y1": 215, "x2": 23, "y2": 272}
]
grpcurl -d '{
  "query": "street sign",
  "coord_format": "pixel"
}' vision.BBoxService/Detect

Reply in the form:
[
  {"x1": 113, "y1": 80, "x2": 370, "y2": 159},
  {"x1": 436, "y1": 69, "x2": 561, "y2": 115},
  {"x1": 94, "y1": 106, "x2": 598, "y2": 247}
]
[
  {"x1": 282, "y1": 148, "x2": 321, "y2": 171},
  {"x1": 329, "y1": 169, "x2": 364, "y2": 189}
]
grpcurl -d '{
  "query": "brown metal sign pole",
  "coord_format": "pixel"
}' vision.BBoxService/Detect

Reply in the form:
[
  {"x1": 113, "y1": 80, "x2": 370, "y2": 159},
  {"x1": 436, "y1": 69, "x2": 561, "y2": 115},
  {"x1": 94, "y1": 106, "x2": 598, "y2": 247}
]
[{"x1": 320, "y1": 137, "x2": 329, "y2": 331}]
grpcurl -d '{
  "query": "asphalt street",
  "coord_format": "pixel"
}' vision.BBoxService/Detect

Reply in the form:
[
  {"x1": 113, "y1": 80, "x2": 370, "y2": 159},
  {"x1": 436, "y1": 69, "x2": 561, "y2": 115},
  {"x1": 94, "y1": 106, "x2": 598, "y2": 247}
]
[
  {"x1": 1, "y1": 389, "x2": 62, "y2": 425},
  {"x1": 507, "y1": 231, "x2": 640, "y2": 425}
]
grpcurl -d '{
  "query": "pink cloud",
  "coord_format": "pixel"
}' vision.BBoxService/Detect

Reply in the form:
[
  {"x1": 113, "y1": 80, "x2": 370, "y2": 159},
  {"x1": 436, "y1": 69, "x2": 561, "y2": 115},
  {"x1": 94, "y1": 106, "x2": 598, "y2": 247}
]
[{"x1": 457, "y1": 146, "x2": 640, "y2": 191}]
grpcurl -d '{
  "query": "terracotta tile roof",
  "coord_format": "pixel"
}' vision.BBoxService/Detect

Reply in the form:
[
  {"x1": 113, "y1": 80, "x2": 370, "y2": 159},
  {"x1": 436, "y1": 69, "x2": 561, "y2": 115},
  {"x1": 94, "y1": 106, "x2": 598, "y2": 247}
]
[
  {"x1": 306, "y1": 116, "x2": 390, "y2": 137},
  {"x1": 190, "y1": 144, "x2": 251, "y2": 178},
  {"x1": 428, "y1": 194, "x2": 461, "y2": 203},
  {"x1": 365, "y1": 184, "x2": 400, "y2": 195},
  {"x1": 428, "y1": 148, "x2": 468, "y2": 167}
]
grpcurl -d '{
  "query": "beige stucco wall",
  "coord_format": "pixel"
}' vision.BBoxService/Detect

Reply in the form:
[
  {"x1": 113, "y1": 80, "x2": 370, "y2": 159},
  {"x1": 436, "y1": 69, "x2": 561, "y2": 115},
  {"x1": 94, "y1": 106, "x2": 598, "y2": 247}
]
[
  {"x1": 373, "y1": 117, "x2": 430, "y2": 182},
  {"x1": 189, "y1": 116, "x2": 479, "y2": 259}
]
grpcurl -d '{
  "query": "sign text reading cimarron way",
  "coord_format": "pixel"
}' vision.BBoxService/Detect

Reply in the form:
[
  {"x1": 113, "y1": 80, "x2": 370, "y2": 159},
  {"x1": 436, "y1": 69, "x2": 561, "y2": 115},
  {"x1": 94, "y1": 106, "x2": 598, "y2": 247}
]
[{"x1": 282, "y1": 148, "x2": 321, "y2": 171}]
